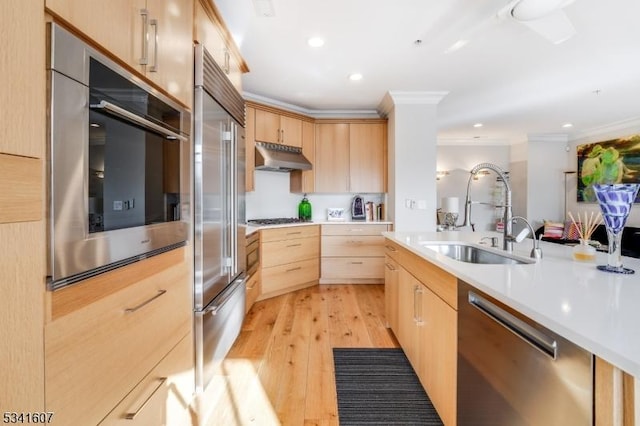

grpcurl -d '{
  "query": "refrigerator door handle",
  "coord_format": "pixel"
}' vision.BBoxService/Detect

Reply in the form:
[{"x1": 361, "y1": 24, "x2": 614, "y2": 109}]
[{"x1": 202, "y1": 277, "x2": 245, "y2": 316}]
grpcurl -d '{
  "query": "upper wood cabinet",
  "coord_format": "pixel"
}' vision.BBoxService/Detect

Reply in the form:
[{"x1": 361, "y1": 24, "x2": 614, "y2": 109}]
[
  {"x1": 45, "y1": 0, "x2": 193, "y2": 107},
  {"x1": 314, "y1": 121, "x2": 387, "y2": 193},
  {"x1": 314, "y1": 123, "x2": 350, "y2": 193},
  {"x1": 349, "y1": 122, "x2": 387, "y2": 193},
  {"x1": 194, "y1": 0, "x2": 247, "y2": 92},
  {"x1": 255, "y1": 109, "x2": 303, "y2": 147},
  {"x1": 290, "y1": 121, "x2": 315, "y2": 193}
]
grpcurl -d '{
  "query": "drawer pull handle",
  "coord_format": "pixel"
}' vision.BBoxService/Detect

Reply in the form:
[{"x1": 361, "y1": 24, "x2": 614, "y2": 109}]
[
  {"x1": 286, "y1": 231, "x2": 302, "y2": 235},
  {"x1": 348, "y1": 240, "x2": 363, "y2": 244},
  {"x1": 351, "y1": 261, "x2": 364, "y2": 265},
  {"x1": 286, "y1": 266, "x2": 302, "y2": 272},
  {"x1": 385, "y1": 245, "x2": 397, "y2": 252},
  {"x1": 349, "y1": 229, "x2": 364, "y2": 232},
  {"x1": 286, "y1": 243, "x2": 302, "y2": 247},
  {"x1": 125, "y1": 290, "x2": 167, "y2": 314},
  {"x1": 125, "y1": 377, "x2": 167, "y2": 420},
  {"x1": 385, "y1": 263, "x2": 396, "y2": 271}
]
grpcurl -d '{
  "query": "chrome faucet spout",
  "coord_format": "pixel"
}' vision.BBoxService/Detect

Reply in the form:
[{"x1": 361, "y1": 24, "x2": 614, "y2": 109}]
[
  {"x1": 462, "y1": 163, "x2": 512, "y2": 251},
  {"x1": 510, "y1": 216, "x2": 543, "y2": 259}
]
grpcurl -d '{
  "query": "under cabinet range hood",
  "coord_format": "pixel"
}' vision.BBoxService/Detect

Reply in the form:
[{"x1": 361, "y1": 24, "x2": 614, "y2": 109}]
[{"x1": 255, "y1": 142, "x2": 312, "y2": 172}]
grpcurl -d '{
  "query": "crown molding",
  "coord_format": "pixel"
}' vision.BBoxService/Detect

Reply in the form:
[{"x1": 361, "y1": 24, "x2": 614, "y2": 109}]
[
  {"x1": 526, "y1": 133, "x2": 569, "y2": 143},
  {"x1": 572, "y1": 116, "x2": 640, "y2": 143},
  {"x1": 242, "y1": 92, "x2": 381, "y2": 118},
  {"x1": 377, "y1": 91, "x2": 449, "y2": 117}
]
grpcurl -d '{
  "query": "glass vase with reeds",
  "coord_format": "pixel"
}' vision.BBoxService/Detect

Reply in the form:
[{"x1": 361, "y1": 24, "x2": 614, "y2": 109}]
[{"x1": 568, "y1": 211, "x2": 601, "y2": 262}]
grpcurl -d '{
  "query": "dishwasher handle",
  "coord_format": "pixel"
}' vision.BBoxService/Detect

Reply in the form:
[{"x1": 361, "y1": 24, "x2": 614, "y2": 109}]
[{"x1": 468, "y1": 291, "x2": 557, "y2": 359}]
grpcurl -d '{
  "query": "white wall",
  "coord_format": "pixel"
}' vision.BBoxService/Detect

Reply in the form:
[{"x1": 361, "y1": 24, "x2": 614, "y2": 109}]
[
  {"x1": 246, "y1": 170, "x2": 384, "y2": 221},
  {"x1": 437, "y1": 145, "x2": 510, "y2": 232},
  {"x1": 383, "y1": 93, "x2": 441, "y2": 232},
  {"x1": 524, "y1": 135, "x2": 570, "y2": 230},
  {"x1": 567, "y1": 119, "x2": 640, "y2": 228}
]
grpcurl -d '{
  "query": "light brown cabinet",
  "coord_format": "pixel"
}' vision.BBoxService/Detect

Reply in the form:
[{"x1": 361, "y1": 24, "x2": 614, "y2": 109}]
[
  {"x1": 290, "y1": 120, "x2": 316, "y2": 193},
  {"x1": 99, "y1": 331, "x2": 194, "y2": 425},
  {"x1": 320, "y1": 223, "x2": 389, "y2": 284},
  {"x1": 384, "y1": 239, "x2": 457, "y2": 425},
  {"x1": 255, "y1": 109, "x2": 303, "y2": 147},
  {"x1": 349, "y1": 123, "x2": 387, "y2": 193},
  {"x1": 45, "y1": 249, "x2": 192, "y2": 425},
  {"x1": 193, "y1": 0, "x2": 246, "y2": 92},
  {"x1": 45, "y1": 0, "x2": 193, "y2": 107},
  {"x1": 315, "y1": 123, "x2": 350, "y2": 192},
  {"x1": 259, "y1": 225, "x2": 320, "y2": 299},
  {"x1": 314, "y1": 121, "x2": 387, "y2": 193}
]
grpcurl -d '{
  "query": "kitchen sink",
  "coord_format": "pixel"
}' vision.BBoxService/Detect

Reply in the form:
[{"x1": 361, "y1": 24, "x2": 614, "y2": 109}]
[{"x1": 419, "y1": 243, "x2": 535, "y2": 265}]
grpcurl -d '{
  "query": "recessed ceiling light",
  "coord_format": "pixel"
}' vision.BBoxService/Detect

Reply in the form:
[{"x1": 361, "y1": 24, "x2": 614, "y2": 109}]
[
  {"x1": 348, "y1": 73, "x2": 363, "y2": 81},
  {"x1": 473, "y1": 123, "x2": 483, "y2": 128},
  {"x1": 307, "y1": 37, "x2": 324, "y2": 48},
  {"x1": 562, "y1": 123, "x2": 573, "y2": 128}
]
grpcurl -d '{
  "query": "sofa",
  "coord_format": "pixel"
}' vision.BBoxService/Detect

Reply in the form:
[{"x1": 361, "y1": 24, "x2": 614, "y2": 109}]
[{"x1": 534, "y1": 224, "x2": 640, "y2": 259}]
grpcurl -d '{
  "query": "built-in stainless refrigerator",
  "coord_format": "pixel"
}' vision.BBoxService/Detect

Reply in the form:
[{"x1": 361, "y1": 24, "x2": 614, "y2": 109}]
[{"x1": 193, "y1": 44, "x2": 246, "y2": 392}]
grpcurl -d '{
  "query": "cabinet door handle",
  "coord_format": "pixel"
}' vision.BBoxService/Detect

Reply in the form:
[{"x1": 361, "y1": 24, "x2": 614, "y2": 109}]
[
  {"x1": 286, "y1": 243, "x2": 302, "y2": 248},
  {"x1": 347, "y1": 240, "x2": 363, "y2": 244},
  {"x1": 139, "y1": 9, "x2": 149, "y2": 65},
  {"x1": 223, "y1": 48, "x2": 230, "y2": 74},
  {"x1": 286, "y1": 266, "x2": 302, "y2": 272},
  {"x1": 413, "y1": 285, "x2": 424, "y2": 325},
  {"x1": 124, "y1": 289, "x2": 167, "y2": 314},
  {"x1": 281, "y1": 129, "x2": 285, "y2": 143},
  {"x1": 384, "y1": 262, "x2": 396, "y2": 271},
  {"x1": 385, "y1": 245, "x2": 397, "y2": 252},
  {"x1": 149, "y1": 18, "x2": 159, "y2": 72},
  {"x1": 125, "y1": 377, "x2": 167, "y2": 419}
]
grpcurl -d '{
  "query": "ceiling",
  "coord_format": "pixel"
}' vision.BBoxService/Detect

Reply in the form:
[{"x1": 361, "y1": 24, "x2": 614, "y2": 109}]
[{"x1": 213, "y1": 0, "x2": 640, "y2": 145}]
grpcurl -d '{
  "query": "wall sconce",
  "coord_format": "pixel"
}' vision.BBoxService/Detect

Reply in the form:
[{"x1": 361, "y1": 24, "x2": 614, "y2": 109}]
[
  {"x1": 472, "y1": 170, "x2": 490, "y2": 180},
  {"x1": 436, "y1": 170, "x2": 450, "y2": 180}
]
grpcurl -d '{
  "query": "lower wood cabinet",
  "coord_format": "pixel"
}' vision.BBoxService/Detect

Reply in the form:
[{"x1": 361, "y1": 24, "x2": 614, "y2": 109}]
[
  {"x1": 45, "y1": 248, "x2": 193, "y2": 425},
  {"x1": 384, "y1": 239, "x2": 457, "y2": 426},
  {"x1": 259, "y1": 225, "x2": 320, "y2": 299},
  {"x1": 99, "y1": 331, "x2": 194, "y2": 425},
  {"x1": 320, "y1": 223, "x2": 390, "y2": 284}
]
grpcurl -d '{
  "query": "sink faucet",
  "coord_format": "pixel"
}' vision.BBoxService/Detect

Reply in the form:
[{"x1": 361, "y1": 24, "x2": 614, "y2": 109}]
[
  {"x1": 462, "y1": 163, "x2": 513, "y2": 252},
  {"x1": 509, "y1": 216, "x2": 543, "y2": 260}
]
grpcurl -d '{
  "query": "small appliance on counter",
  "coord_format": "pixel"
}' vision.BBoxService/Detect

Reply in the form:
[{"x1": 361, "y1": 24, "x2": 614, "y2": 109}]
[
  {"x1": 298, "y1": 194, "x2": 312, "y2": 221},
  {"x1": 351, "y1": 195, "x2": 366, "y2": 221}
]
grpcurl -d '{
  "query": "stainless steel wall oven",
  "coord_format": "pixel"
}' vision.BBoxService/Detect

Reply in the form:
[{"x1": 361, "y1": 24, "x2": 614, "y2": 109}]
[{"x1": 47, "y1": 24, "x2": 191, "y2": 290}]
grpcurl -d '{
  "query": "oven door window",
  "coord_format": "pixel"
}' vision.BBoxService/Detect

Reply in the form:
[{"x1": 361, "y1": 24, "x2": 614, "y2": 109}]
[{"x1": 88, "y1": 110, "x2": 181, "y2": 233}]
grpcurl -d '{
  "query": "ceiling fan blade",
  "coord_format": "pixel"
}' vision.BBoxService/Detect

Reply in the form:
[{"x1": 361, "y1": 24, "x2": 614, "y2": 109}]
[{"x1": 516, "y1": 9, "x2": 576, "y2": 44}]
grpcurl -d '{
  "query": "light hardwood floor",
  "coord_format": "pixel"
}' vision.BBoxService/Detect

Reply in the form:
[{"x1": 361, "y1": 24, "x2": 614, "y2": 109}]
[{"x1": 206, "y1": 284, "x2": 399, "y2": 426}]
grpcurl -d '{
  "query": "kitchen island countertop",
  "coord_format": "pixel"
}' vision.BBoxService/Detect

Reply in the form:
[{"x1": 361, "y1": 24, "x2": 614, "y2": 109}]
[{"x1": 384, "y1": 230, "x2": 640, "y2": 378}]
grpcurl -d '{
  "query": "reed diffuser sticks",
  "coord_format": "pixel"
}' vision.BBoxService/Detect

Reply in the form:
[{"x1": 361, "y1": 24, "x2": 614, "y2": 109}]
[{"x1": 568, "y1": 211, "x2": 602, "y2": 241}]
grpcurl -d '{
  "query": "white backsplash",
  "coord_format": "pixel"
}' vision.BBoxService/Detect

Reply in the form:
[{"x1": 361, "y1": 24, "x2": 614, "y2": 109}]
[{"x1": 246, "y1": 170, "x2": 385, "y2": 221}]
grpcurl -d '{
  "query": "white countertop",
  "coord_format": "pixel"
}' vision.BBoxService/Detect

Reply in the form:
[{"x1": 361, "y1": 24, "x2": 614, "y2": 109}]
[
  {"x1": 383, "y1": 230, "x2": 640, "y2": 378},
  {"x1": 246, "y1": 220, "x2": 393, "y2": 236}
]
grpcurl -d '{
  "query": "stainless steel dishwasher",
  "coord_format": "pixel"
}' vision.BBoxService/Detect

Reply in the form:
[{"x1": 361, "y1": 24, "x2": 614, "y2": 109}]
[{"x1": 457, "y1": 280, "x2": 593, "y2": 425}]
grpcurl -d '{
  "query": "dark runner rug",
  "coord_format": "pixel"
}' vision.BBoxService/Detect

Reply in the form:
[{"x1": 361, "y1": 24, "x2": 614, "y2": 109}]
[{"x1": 333, "y1": 348, "x2": 443, "y2": 425}]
